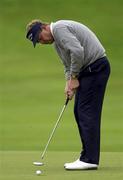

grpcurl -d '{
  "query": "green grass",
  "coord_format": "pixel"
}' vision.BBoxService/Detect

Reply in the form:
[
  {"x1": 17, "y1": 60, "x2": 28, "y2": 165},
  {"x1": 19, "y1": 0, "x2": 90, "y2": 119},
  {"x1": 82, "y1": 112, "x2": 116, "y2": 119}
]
[
  {"x1": 0, "y1": 0, "x2": 123, "y2": 179},
  {"x1": 1, "y1": 151, "x2": 123, "y2": 180},
  {"x1": 0, "y1": 0, "x2": 122, "y2": 152}
]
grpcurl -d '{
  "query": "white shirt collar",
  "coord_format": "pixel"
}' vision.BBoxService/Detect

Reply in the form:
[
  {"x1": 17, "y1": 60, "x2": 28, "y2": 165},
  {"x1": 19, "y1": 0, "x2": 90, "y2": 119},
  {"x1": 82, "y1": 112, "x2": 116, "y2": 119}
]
[{"x1": 50, "y1": 22, "x2": 54, "y2": 37}]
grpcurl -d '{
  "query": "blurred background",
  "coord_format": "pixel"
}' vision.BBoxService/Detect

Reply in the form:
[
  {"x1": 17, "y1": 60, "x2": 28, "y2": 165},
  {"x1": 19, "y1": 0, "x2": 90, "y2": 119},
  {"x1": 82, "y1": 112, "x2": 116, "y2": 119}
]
[{"x1": 0, "y1": 0, "x2": 123, "y2": 153}]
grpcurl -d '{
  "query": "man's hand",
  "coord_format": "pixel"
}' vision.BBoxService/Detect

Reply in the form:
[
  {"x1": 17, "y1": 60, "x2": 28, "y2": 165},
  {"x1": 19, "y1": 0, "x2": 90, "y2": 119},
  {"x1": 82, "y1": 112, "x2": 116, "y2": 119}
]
[{"x1": 65, "y1": 78, "x2": 79, "y2": 100}]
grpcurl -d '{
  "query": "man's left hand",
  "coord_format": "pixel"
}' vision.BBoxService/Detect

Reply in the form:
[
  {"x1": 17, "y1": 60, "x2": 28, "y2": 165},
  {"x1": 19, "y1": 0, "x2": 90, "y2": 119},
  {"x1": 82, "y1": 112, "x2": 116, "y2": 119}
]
[{"x1": 65, "y1": 78, "x2": 79, "y2": 100}]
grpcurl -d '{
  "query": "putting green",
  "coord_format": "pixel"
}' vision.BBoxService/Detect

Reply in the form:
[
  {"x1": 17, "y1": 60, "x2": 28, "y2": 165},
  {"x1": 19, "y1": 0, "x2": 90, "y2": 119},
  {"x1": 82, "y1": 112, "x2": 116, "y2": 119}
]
[
  {"x1": 0, "y1": 0, "x2": 123, "y2": 179},
  {"x1": 0, "y1": 0, "x2": 123, "y2": 152},
  {"x1": 0, "y1": 151, "x2": 123, "y2": 180}
]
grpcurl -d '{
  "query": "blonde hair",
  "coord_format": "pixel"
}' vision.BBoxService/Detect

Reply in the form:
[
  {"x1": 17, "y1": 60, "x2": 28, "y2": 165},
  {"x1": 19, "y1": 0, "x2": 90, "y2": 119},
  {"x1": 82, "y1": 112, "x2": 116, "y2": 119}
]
[{"x1": 26, "y1": 19, "x2": 49, "y2": 32}]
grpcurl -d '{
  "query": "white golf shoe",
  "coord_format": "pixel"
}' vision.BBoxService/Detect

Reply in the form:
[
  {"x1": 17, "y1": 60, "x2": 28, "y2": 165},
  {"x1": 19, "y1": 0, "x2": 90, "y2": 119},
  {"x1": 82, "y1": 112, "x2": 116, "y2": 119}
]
[{"x1": 64, "y1": 159, "x2": 98, "y2": 170}]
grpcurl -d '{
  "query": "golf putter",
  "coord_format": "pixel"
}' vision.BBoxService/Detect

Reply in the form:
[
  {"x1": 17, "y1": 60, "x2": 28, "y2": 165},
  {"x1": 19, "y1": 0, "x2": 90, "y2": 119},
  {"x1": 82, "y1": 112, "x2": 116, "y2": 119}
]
[{"x1": 33, "y1": 97, "x2": 69, "y2": 166}]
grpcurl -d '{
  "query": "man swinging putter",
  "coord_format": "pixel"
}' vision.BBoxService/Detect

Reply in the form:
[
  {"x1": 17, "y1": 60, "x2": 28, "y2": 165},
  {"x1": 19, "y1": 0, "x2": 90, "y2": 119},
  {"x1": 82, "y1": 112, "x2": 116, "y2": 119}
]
[{"x1": 26, "y1": 19, "x2": 110, "y2": 170}]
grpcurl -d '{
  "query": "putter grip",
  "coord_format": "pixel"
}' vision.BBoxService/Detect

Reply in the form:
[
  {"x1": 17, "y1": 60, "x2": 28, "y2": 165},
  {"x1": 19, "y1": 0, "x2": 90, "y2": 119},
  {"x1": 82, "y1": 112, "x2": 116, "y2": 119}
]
[{"x1": 65, "y1": 98, "x2": 69, "y2": 105}]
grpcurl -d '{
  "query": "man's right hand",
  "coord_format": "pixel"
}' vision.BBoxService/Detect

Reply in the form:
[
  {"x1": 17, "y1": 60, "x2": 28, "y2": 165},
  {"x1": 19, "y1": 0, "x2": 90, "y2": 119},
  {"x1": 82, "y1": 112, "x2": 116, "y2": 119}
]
[{"x1": 65, "y1": 78, "x2": 79, "y2": 100}]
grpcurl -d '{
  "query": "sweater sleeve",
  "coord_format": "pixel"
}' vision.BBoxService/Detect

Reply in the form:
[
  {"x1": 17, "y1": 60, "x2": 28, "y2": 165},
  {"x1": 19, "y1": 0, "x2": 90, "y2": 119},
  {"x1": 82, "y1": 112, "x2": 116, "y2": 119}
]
[{"x1": 54, "y1": 27, "x2": 84, "y2": 79}]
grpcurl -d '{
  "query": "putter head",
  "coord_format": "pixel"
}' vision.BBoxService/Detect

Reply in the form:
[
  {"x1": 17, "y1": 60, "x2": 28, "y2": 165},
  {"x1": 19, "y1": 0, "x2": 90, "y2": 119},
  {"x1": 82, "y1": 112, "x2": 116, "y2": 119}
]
[{"x1": 33, "y1": 161, "x2": 44, "y2": 166}]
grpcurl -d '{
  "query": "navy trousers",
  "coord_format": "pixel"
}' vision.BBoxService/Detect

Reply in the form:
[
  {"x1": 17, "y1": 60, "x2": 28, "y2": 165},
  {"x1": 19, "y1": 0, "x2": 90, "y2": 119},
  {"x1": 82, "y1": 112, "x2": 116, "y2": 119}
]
[{"x1": 74, "y1": 56, "x2": 110, "y2": 164}]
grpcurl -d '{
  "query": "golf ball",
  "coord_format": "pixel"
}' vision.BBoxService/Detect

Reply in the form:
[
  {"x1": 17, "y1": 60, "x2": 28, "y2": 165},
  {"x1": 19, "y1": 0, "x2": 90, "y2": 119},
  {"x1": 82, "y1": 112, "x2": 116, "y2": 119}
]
[{"x1": 36, "y1": 170, "x2": 42, "y2": 175}]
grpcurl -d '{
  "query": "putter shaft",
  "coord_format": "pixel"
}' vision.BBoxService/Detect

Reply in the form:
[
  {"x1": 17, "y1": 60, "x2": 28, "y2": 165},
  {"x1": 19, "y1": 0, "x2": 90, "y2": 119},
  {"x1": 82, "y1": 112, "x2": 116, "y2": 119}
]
[{"x1": 41, "y1": 98, "x2": 69, "y2": 159}]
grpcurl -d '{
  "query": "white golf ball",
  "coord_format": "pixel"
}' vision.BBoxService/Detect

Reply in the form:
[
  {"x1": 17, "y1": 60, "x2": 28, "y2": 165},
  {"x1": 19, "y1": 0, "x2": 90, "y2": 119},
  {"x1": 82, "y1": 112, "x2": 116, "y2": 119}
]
[{"x1": 36, "y1": 170, "x2": 42, "y2": 175}]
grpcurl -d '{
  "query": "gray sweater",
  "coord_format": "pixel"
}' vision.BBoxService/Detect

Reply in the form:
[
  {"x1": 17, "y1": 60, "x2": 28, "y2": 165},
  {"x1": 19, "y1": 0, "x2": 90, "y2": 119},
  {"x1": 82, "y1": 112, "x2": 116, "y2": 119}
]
[{"x1": 51, "y1": 20, "x2": 106, "y2": 80}]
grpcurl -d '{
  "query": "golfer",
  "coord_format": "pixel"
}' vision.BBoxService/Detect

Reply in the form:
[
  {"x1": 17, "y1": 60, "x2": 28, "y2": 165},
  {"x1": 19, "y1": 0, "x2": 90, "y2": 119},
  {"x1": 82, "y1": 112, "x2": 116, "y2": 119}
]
[{"x1": 26, "y1": 20, "x2": 110, "y2": 170}]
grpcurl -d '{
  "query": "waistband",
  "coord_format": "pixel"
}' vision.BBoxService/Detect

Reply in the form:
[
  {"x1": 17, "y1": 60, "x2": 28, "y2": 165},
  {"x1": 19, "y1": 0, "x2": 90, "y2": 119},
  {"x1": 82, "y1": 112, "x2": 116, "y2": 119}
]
[{"x1": 79, "y1": 56, "x2": 109, "y2": 76}]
